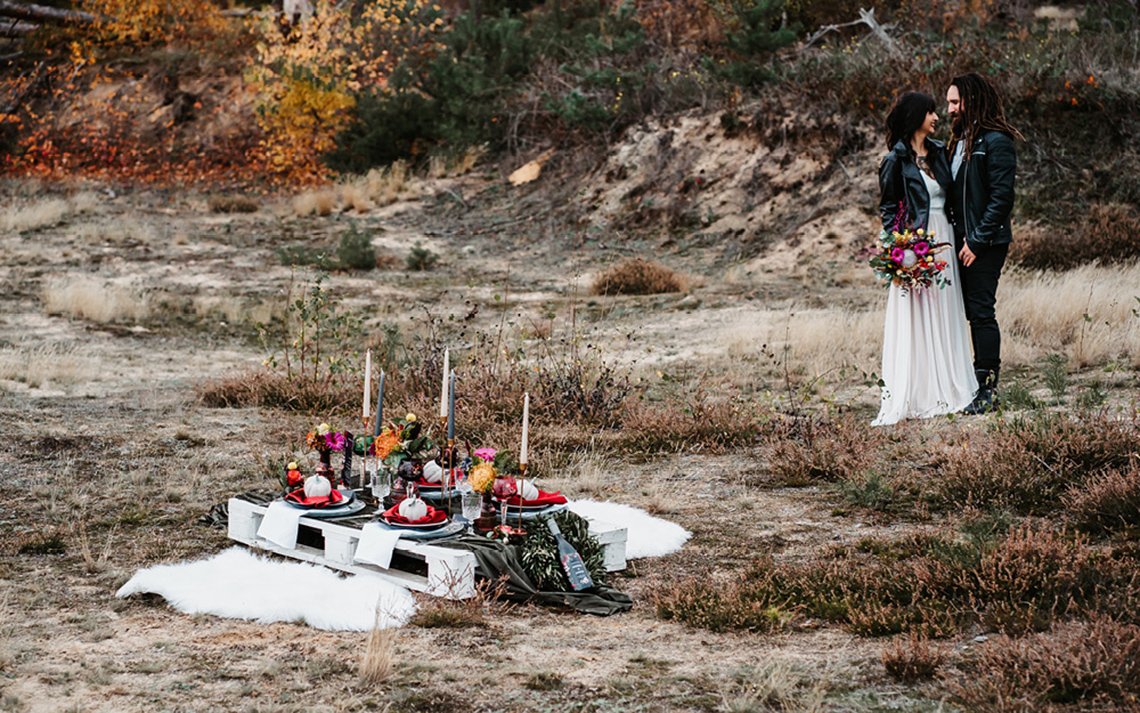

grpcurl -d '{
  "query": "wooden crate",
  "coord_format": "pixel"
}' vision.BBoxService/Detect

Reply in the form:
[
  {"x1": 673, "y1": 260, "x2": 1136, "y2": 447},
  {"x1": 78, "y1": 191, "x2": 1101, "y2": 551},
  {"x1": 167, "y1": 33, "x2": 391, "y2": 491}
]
[{"x1": 227, "y1": 497, "x2": 627, "y2": 600}]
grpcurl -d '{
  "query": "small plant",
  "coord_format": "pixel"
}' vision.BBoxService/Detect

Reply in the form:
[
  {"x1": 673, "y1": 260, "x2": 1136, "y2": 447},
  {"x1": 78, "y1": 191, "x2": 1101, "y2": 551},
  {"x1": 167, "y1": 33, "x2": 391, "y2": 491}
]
[
  {"x1": 335, "y1": 223, "x2": 377, "y2": 271},
  {"x1": 591, "y1": 258, "x2": 688, "y2": 296},
  {"x1": 836, "y1": 471, "x2": 894, "y2": 511},
  {"x1": 1001, "y1": 378, "x2": 1041, "y2": 411},
  {"x1": 1042, "y1": 353, "x2": 1070, "y2": 403},
  {"x1": 1076, "y1": 379, "x2": 1108, "y2": 411},
  {"x1": 882, "y1": 636, "x2": 946, "y2": 682},
  {"x1": 406, "y1": 243, "x2": 439, "y2": 271},
  {"x1": 207, "y1": 195, "x2": 260, "y2": 214},
  {"x1": 276, "y1": 244, "x2": 332, "y2": 269}
]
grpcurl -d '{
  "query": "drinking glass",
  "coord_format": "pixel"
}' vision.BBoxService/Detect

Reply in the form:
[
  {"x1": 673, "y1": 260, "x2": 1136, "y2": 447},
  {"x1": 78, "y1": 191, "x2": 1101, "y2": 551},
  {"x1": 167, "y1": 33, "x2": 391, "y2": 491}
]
[
  {"x1": 370, "y1": 465, "x2": 392, "y2": 500},
  {"x1": 461, "y1": 490, "x2": 482, "y2": 530}
]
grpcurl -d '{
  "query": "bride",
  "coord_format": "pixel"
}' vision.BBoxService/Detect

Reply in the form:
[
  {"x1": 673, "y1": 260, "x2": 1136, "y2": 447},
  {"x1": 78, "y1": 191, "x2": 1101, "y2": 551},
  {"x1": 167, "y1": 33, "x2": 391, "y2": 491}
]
[{"x1": 873, "y1": 92, "x2": 977, "y2": 427}]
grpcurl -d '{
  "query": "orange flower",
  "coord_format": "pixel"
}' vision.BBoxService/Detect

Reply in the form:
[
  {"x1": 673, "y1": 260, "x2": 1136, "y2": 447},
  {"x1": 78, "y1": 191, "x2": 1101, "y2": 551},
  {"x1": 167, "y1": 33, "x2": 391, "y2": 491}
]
[{"x1": 373, "y1": 429, "x2": 402, "y2": 460}]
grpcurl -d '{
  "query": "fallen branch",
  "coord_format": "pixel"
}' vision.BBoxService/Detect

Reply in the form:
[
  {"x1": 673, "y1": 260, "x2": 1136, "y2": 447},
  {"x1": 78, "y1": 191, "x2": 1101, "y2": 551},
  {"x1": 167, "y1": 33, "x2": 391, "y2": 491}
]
[
  {"x1": 0, "y1": 0, "x2": 98, "y2": 24},
  {"x1": 800, "y1": 7, "x2": 899, "y2": 57},
  {"x1": 1, "y1": 18, "x2": 35, "y2": 35}
]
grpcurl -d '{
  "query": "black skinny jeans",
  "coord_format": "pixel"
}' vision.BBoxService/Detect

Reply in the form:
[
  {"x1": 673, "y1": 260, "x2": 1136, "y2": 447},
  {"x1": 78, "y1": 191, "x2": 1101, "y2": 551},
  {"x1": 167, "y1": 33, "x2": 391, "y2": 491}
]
[{"x1": 958, "y1": 242, "x2": 1009, "y2": 373}]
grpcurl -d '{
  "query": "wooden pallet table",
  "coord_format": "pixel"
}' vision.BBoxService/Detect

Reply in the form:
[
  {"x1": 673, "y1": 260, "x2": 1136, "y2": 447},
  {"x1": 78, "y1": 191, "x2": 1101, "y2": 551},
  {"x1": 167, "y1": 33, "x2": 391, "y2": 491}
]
[{"x1": 227, "y1": 496, "x2": 627, "y2": 600}]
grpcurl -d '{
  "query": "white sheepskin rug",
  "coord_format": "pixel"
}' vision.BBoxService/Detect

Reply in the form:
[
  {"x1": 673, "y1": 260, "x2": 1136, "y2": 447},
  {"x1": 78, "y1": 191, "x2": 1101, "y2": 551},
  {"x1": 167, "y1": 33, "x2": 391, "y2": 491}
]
[
  {"x1": 569, "y1": 500, "x2": 691, "y2": 559},
  {"x1": 116, "y1": 547, "x2": 416, "y2": 631}
]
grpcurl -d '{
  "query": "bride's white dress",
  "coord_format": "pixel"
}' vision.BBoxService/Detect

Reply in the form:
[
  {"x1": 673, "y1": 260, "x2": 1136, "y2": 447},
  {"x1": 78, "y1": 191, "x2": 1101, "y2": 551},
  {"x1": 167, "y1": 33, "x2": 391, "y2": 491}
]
[{"x1": 873, "y1": 169, "x2": 977, "y2": 427}]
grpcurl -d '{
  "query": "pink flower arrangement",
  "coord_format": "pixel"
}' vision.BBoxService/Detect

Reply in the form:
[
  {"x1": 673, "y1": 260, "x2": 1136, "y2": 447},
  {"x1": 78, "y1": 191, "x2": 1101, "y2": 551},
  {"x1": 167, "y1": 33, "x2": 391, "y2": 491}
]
[
  {"x1": 870, "y1": 226, "x2": 950, "y2": 291},
  {"x1": 473, "y1": 447, "x2": 497, "y2": 463}
]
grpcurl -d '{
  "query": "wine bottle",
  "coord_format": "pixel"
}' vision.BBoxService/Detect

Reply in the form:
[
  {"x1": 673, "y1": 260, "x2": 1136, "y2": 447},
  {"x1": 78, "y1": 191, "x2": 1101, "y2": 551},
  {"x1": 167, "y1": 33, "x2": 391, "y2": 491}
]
[{"x1": 546, "y1": 519, "x2": 594, "y2": 592}]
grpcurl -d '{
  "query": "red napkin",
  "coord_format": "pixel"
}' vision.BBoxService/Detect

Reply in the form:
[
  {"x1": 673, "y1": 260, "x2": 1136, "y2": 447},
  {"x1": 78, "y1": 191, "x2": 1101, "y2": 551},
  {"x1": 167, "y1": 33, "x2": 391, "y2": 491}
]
[
  {"x1": 500, "y1": 490, "x2": 568, "y2": 507},
  {"x1": 285, "y1": 489, "x2": 347, "y2": 508},
  {"x1": 381, "y1": 503, "x2": 448, "y2": 526},
  {"x1": 413, "y1": 479, "x2": 443, "y2": 489}
]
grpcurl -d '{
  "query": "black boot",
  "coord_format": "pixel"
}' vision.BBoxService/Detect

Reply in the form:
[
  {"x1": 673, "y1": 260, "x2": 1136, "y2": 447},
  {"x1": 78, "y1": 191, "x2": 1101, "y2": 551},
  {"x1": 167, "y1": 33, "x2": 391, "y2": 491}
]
[{"x1": 964, "y1": 368, "x2": 1000, "y2": 415}]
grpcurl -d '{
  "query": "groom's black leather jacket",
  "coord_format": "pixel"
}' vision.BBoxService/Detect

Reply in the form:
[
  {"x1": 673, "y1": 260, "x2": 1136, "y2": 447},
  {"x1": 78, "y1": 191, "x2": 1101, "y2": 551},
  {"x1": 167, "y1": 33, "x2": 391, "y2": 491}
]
[
  {"x1": 950, "y1": 130, "x2": 1016, "y2": 250},
  {"x1": 878, "y1": 138, "x2": 954, "y2": 235}
]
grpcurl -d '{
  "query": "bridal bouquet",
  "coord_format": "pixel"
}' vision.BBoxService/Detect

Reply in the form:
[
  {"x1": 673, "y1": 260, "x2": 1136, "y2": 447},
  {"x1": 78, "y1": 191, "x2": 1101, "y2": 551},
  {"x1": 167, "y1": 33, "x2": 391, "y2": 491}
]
[{"x1": 869, "y1": 225, "x2": 950, "y2": 290}]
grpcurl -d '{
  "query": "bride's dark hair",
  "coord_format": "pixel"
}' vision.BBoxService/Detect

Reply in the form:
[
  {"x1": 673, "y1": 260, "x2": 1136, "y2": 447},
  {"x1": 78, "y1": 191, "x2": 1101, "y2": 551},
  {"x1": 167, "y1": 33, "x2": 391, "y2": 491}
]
[{"x1": 885, "y1": 91, "x2": 935, "y2": 149}]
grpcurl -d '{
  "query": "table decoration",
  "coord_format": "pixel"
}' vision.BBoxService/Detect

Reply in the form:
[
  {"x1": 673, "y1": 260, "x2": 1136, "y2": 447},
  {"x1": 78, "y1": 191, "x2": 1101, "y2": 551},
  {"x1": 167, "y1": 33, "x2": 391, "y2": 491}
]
[
  {"x1": 306, "y1": 422, "x2": 347, "y2": 488},
  {"x1": 520, "y1": 511, "x2": 605, "y2": 593},
  {"x1": 372, "y1": 413, "x2": 436, "y2": 508}
]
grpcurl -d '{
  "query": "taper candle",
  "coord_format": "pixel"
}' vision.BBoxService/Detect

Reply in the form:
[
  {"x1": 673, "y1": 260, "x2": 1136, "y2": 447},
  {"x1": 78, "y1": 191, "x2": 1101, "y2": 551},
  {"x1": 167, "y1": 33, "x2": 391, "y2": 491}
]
[
  {"x1": 363, "y1": 350, "x2": 371, "y2": 419},
  {"x1": 373, "y1": 369, "x2": 384, "y2": 437},
  {"x1": 447, "y1": 370, "x2": 456, "y2": 440},
  {"x1": 520, "y1": 392, "x2": 529, "y2": 465},
  {"x1": 439, "y1": 349, "x2": 449, "y2": 418}
]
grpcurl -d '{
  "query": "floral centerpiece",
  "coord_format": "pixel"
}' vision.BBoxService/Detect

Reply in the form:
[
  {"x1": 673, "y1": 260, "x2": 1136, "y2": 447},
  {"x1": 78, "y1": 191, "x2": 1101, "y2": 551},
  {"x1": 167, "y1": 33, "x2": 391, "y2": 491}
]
[
  {"x1": 869, "y1": 202, "x2": 950, "y2": 291},
  {"x1": 373, "y1": 413, "x2": 436, "y2": 471}
]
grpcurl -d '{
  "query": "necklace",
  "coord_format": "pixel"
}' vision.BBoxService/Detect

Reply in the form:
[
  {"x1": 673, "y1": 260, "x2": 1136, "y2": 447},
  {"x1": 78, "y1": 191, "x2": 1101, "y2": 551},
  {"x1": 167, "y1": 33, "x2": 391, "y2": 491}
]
[{"x1": 914, "y1": 153, "x2": 935, "y2": 179}]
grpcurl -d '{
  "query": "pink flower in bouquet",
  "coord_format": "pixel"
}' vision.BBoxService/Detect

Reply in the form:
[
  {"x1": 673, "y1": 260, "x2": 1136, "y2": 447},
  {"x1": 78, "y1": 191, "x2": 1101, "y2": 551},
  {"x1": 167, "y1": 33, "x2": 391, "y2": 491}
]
[
  {"x1": 890, "y1": 247, "x2": 906, "y2": 264},
  {"x1": 473, "y1": 447, "x2": 497, "y2": 463},
  {"x1": 914, "y1": 242, "x2": 930, "y2": 256},
  {"x1": 325, "y1": 432, "x2": 346, "y2": 452}
]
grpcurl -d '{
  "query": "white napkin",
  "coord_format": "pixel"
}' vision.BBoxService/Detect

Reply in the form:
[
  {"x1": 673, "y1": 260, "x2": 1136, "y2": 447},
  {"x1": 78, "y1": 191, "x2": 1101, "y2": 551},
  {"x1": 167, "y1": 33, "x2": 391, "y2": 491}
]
[
  {"x1": 422, "y1": 460, "x2": 443, "y2": 483},
  {"x1": 353, "y1": 523, "x2": 403, "y2": 569},
  {"x1": 256, "y1": 501, "x2": 304, "y2": 549}
]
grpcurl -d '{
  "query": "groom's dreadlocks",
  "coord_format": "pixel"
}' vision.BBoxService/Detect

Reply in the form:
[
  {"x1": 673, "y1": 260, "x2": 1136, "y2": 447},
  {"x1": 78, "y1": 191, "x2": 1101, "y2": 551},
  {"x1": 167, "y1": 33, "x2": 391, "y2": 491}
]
[{"x1": 949, "y1": 73, "x2": 1023, "y2": 160}]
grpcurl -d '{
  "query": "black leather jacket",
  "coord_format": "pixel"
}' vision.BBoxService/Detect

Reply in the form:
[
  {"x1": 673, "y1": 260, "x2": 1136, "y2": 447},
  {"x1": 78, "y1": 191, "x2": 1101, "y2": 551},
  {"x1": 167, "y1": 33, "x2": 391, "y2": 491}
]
[
  {"x1": 878, "y1": 138, "x2": 955, "y2": 234},
  {"x1": 950, "y1": 130, "x2": 1016, "y2": 249}
]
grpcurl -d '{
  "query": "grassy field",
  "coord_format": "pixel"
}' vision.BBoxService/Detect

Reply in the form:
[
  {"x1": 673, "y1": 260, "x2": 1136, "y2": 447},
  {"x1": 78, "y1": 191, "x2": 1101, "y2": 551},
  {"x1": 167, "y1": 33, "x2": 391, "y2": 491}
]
[{"x1": 1, "y1": 128, "x2": 1138, "y2": 713}]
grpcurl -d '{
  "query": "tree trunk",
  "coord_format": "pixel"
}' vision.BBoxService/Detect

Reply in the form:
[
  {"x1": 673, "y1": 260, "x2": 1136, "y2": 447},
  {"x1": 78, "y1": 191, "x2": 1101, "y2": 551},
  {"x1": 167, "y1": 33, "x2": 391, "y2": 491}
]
[
  {"x1": 0, "y1": 18, "x2": 37, "y2": 34},
  {"x1": 0, "y1": 0, "x2": 99, "y2": 24}
]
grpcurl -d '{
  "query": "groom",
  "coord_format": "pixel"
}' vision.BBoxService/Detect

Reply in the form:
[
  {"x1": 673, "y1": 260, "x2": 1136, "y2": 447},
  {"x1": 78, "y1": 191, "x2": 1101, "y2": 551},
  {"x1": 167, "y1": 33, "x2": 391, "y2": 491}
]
[{"x1": 946, "y1": 73, "x2": 1021, "y2": 415}]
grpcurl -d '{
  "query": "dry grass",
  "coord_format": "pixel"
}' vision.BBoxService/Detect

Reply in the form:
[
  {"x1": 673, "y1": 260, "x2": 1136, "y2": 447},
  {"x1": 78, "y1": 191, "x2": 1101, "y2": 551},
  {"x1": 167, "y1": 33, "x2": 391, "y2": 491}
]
[
  {"x1": 293, "y1": 188, "x2": 338, "y2": 217},
  {"x1": 591, "y1": 258, "x2": 690, "y2": 296},
  {"x1": 0, "y1": 344, "x2": 99, "y2": 387},
  {"x1": 359, "y1": 612, "x2": 396, "y2": 686},
  {"x1": 71, "y1": 217, "x2": 157, "y2": 245},
  {"x1": 191, "y1": 295, "x2": 282, "y2": 325},
  {"x1": 207, "y1": 195, "x2": 260, "y2": 214},
  {"x1": 1001, "y1": 263, "x2": 1140, "y2": 368},
  {"x1": 1, "y1": 192, "x2": 100, "y2": 233},
  {"x1": 2, "y1": 198, "x2": 70, "y2": 233},
  {"x1": 41, "y1": 275, "x2": 149, "y2": 323}
]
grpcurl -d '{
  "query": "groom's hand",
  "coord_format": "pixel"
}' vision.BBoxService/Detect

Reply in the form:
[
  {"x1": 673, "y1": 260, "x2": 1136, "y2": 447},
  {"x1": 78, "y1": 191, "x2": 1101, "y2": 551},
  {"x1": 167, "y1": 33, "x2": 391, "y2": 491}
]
[{"x1": 959, "y1": 243, "x2": 977, "y2": 267}]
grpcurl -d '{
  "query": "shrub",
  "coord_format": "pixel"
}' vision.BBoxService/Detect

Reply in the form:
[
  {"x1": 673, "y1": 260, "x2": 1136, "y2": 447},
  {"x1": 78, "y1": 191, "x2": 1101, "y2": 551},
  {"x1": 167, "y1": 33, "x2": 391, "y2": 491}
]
[
  {"x1": 618, "y1": 391, "x2": 763, "y2": 454},
  {"x1": 765, "y1": 415, "x2": 884, "y2": 486},
  {"x1": 591, "y1": 258, "x2": 688, "y2": 296},
  {"x1": 1065, "y1": 464, "x2": 1140, "y2": 536},
  {"x1": 952, "y1": 618, "x2": 1140, "y2": 711},
  {"x1": 207, "y1": 195, "x2": 260, "y2": 214},
  {"x1": 336, "y1": 224, "x2": 377, "y2": 271},
  {"x1": 1011, "y1": 204, "x2": 1140, "y2": 271},
  {"x1": 938, "y1": 411, "x2": 1140, "y2": 515},
  {"x1": 836, "y1": 470, "x2": 895, "y2": 512},
  {"x1": 882, "y1": 636, "x2": 948, "y2": 682},
  {"x1": 406, "y1": 243, "x2": 439, "y2": 271}
]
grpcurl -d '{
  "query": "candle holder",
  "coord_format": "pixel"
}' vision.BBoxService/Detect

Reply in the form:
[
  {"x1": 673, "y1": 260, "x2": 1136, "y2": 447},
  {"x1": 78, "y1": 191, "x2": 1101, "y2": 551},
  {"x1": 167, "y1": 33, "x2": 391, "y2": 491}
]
[
  {"x1": 360, "y1": 415, "x2": 372, "y2": 494},
  {"x1": 445, "y1": 438, "x2": 457, "y2": 516},
  {"x1": 517, "y1": 462, "x2": 528, "y2": 530}
]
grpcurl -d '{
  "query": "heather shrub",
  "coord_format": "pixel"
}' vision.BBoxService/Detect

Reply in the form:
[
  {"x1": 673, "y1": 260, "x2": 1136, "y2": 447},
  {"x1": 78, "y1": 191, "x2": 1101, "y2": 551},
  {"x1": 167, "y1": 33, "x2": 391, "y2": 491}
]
[
  {"x1": 952, "y1": 618, "x2": 1140, "y2": 712},
  {"x1": 1011, "y1": 204, "x2": 1140, "y2": 271},
  {"x1": 590, "y1": 258, "x2": 688, "y2": 296},
  {"x1": 655, "y1": 523, "x2": 1136, "y2": 638},
  {"x1": 618, "y1": 391, "x2": 763, "y2": 454},
  {"x1": 881, "y1": 636, "x2": 947, "y2": 683},
  {"x1": 764, "y1": 415, "x2": 885, "y2": 486},
  {"x1": 938, "y1": 411, "x2": 1140, "y2": 514},
  {"x1": 1065, "y1": 464, "x2": 1140, "y2": 536}
]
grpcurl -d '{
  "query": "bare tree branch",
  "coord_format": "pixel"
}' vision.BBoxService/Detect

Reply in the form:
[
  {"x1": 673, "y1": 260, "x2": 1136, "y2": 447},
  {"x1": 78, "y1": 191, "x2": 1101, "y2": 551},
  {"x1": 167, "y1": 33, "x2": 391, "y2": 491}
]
[
  {"x1": 0, "y1": 0, "x2": 98, "y2": 24},
  {"x1": 801, "y1": 7, "x2": 899, "y2": 57}
]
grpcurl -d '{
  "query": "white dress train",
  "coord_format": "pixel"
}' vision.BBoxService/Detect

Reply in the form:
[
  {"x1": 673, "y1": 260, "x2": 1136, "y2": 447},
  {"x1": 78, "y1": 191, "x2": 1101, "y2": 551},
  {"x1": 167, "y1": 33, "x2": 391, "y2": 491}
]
[{"x1": 872, "y1": 170, "x2": 977, "y2": 427}]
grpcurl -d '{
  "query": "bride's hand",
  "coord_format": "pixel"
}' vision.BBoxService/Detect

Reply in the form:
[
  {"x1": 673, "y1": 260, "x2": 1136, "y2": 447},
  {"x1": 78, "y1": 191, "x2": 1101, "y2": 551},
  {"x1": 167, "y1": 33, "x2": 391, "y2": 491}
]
[{"x1": 959, "y1": 244, "x2": 977, "y2": 267}]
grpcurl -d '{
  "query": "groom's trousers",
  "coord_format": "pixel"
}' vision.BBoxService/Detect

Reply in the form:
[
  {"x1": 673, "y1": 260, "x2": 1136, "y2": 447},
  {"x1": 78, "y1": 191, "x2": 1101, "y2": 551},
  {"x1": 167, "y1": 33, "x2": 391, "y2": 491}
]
[{"x1": 958, "y1": 242, "x2": 1009, "y2": 374}]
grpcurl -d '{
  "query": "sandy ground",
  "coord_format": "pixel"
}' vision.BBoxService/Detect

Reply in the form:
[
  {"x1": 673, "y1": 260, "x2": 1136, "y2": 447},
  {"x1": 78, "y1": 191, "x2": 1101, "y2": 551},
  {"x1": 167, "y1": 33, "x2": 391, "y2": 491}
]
[{"x1": 0, "y1": 143, "x2": 1002, "y2": 712}]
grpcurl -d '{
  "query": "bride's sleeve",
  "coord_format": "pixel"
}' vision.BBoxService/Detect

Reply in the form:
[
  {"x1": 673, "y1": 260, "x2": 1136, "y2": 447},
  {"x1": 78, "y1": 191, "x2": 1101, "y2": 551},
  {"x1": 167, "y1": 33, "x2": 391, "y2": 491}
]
[{"x1": 878, "y1": 154, "x2": 903, "y2": 231}]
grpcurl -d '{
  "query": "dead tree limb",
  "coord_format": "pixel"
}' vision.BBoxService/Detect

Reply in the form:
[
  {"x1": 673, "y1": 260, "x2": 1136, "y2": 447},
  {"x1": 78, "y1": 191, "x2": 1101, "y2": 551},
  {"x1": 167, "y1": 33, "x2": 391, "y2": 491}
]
[
  {"x1": 0, "y1": 0, "x2": 99, "y2": 24},
  {"x1": 801, "y1": 7, "x2": 899, "y2": 57},
  {"x1": 1, "y1": 19, "x2": 36, "y2": 35}
]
